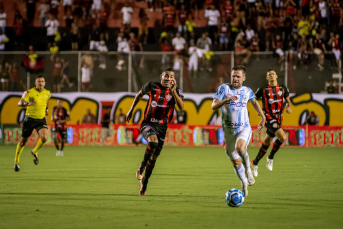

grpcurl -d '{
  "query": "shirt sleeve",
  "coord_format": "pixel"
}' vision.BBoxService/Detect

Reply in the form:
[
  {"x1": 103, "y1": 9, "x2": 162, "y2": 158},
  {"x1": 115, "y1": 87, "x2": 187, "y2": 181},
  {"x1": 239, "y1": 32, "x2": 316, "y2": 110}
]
[
  {"x1": 141, "y1": 82, "x2": 151, "y2": 95},
  {"x1": 255, "y1": 87, "x2": 263, "y2": 99},
  {"x1": 248, "y1": 88, "x2": 256, "y2": 101},
  {"x1": 176, "y1": 88, "x2": 184, "y2": 100},
  {"x1": 283, "y1": 85, "x2": 290, "y2": 98},
  {"x1": 213, "y1": 84, "x2": 225, "y2": 101},
  {"x1": 64, "y1": 108, "x2": 70, "y2": 118},
  {"x1": 22, "y1": 90, "x2": 31, "y2": 103}
]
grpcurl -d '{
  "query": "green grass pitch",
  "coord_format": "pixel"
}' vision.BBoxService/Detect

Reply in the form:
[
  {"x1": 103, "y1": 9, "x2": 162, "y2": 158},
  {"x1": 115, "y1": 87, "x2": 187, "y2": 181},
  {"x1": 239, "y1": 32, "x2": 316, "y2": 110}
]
[{"x1": 0, "y1": 145, "x2": 343, "y2": 229}]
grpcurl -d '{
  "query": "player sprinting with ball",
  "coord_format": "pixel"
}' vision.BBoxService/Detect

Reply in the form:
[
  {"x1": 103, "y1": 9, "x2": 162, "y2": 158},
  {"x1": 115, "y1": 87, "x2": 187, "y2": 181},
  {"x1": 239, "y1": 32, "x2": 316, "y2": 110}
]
[
  {"x1": 251, "y1": 69, "x2": 292, "y2": 176},
  {"x1": 212, "y1": 65, "x2": 265, "y2": 197},
  {"x1": 126, "y1": 67, "x2": 184, "y2": 195}
]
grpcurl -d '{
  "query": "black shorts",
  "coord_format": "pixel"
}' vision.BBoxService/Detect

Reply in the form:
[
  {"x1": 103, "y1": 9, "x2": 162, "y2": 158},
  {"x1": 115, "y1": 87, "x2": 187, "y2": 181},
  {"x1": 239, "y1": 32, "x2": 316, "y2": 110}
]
[
  {"x1": 52, "y1": 127, "x2": 67, "y2": 139},
  {"x1": 140, "y1": 122, "x2": 167, "y2": 156},
  {"x1": 48, "y1": 35, "x2": 55, "y2": 43},
  {"x1": 265, "y1": 119, "x2": 281, "y2": 138},
  {"x1": 22, "y1": 117, "x2": 48, "y2": 138},
  {"x1": 54, "y1": 75, "x2": 60, "y2": 85},
  {"x1": 209, "y1": 25, "x2": 218, "y2": 35}
]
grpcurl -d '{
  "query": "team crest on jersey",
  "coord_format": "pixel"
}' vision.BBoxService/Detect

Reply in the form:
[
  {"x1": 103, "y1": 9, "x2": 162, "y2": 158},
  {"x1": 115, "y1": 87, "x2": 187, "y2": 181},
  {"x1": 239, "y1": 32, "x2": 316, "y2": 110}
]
[
  {"x1": 268, "y1": 98, "x2": 274, "y2": 104},
  {"x1": 151, "y1": 101, "x2": 157, "y2": 107},
  {"x1": 278, "y1": 91, "x2": 283, "y2": 96},
  {"x1": 165, "y1": 94, "x2": 172, "y2": 101}
]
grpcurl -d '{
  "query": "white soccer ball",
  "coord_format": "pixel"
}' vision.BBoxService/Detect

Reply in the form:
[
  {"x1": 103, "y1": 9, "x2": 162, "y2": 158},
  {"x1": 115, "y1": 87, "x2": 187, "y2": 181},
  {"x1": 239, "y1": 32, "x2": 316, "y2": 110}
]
[{"x1": 225, "y1": 189, "x2": 245, "y2": 207}]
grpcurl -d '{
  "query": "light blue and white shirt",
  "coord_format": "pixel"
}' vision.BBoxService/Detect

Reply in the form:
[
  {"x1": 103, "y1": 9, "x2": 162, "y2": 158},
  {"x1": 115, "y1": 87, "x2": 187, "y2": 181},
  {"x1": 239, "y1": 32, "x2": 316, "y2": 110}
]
[{"x1": 213, "y1": 83, "x2": 255, "y2": 135}]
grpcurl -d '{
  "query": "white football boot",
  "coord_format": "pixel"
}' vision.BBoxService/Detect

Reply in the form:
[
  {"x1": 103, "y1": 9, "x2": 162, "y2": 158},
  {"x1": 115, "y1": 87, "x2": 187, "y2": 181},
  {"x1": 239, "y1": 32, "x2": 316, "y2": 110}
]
[
  {"x1": 56, "y1": 150, "x2": 60, "y2": 156},
  {"x1": 251, "y1": 160, "x2": 258, "y2": 177},
  {"x1": 266, "y1": 155, "x2": 273, "y2": 171},
  {"x1": 247, "y1": 171, "x2": 255, "y2": 186}
]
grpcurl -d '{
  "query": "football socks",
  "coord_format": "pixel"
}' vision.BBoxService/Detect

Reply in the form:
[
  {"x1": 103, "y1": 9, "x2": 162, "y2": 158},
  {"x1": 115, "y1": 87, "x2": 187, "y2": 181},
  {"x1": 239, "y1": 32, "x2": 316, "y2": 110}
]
[
  {"x1": 253, "y1": 143, "x2": 269, "y2": 165},
  {"x1": 233, "y1": 164, "x2": 247, "y2": 183},
  {"x1": 32, "y1": 138, "x2": 44, "y2": 155},
  {"x1": 241, "y1": 151, "x2": 252, "y2": 174},
  {"x1": 268, "y1": 139, "x2": 283, "y2": 159},
  {"x1": 140, "y1": 142, "x2": 157, "y2": 174},
  {"x1": 14, "y1": 143, "x2": 25, "y2": 164},
  {"x1": 142, "y1": 159, "x2": 156, "y2": 185}
]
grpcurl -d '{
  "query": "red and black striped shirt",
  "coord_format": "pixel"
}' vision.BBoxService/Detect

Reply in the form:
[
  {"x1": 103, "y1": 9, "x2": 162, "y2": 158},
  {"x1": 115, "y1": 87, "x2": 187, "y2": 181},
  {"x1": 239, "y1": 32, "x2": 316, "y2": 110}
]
[
  {"x1": 51, "y1": 106, "x2": 69, "y2": 130},
  {"x1": 141, "y1": 82, "x2": 184, "y2": 127},
  {"x1": 255, "y1": 84, "x2": 289, "y2": 123}
]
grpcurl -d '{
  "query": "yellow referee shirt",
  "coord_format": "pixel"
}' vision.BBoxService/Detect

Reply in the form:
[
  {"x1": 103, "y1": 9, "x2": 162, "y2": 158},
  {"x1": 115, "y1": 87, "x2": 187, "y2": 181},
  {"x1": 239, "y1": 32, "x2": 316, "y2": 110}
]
[{"x1": 22, "y1": 88, "x2": 51, "y2": 119}]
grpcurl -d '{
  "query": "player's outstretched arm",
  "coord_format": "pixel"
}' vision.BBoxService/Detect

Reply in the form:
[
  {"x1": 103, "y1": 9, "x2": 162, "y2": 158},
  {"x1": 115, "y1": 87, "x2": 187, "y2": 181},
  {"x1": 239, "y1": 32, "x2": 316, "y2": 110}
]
[
  {"x1": 126, "y1": 89, "x2": 144, "y2": 122},
  {"x1": 250, "y1": 98, "x2": 266, "y2": 131},
  {"x1": 211, "y1": 96, "x2": 237, "y2": 110},
  {"x1": 285, "y1": 97, "x2": 292, "y2": 114}
]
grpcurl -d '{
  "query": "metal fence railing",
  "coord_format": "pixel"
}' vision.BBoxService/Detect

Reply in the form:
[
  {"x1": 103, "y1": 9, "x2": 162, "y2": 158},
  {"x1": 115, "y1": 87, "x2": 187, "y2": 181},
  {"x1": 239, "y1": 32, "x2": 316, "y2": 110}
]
[{"x1": 0, "y1": 51, "x2": 341, "y2": 94}]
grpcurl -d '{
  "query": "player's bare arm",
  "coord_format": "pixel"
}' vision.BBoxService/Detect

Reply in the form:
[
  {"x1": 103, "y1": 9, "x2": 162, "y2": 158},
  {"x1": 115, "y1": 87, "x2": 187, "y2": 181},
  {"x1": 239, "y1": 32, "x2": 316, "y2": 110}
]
[
  {"x1": 58, "y1": 116, "x2": 71, "y2": 125},
  {"x1": 250, "y1": 98, "x2": 266, "y2": 131},
  {"x1": 285, "y1": 97, "x2": 292, "y2": 114},
  {"x1": 126, "y1": 89, "x2": 144, "y2": 122},
  {"x1": 18, "y1": 91, "x2": 36, "y2": 107},
  {"x1": 211, "y1": 96, "x2": 238, "y2": 110},
  {"x1": 170, "y1": 79, "x2": 184, "y2": 110}
]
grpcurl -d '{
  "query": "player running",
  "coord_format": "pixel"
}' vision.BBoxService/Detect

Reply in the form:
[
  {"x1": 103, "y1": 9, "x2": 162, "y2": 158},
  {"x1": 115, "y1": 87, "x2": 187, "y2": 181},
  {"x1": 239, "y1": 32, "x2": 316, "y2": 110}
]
[
  {"x1": 51, "y1": 99, "x2": 70, "y2": 156},
  {"x1": 14, "y1": 75, "x2": 51, "y2": 172},
  {"x1": 251, "y1": 69, "x2": 292, "y2": 176},
  {"x1": 212, "y1": 65, "x2": 265, "y2": 197},
  {"x1": 126, "y1": 67, "x2": 184, "y2": 195}
]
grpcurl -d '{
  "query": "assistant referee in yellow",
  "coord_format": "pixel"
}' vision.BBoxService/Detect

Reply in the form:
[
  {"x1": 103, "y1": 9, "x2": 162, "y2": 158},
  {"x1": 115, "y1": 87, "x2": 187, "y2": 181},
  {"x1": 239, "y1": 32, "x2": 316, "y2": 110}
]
[{"x1": 14, "y1": 75, "x2": 51, "y2": 172}]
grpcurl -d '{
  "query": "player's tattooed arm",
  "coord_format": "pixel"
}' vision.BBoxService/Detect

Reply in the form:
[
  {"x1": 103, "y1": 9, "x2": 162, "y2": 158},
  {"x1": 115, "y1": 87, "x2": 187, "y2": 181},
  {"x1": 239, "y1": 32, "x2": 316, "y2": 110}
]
[
  {"x1": 211, "y1": 96, "x2": 237, "y2": 110},
  {"x1": 126, "y1": 89, "x2": 144, "y2": 122},
  {"x1": 250, "y1": 98, "x2": 266, "y2": 131},
  {"x1": 285, "y1": 97, "x2": 292, "y2": 114},
  {"x1": 170, "y1": 79, "x2": 184, "y2": 110}
]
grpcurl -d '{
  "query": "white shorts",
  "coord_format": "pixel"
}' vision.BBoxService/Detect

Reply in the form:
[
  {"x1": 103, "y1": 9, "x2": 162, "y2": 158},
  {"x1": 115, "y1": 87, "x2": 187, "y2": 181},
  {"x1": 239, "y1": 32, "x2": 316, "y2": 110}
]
[
  {"x1": 188, "y1": 58, "x2": 198, "y2": 71},
  {"x1": 196, "y1": 48, "x2": 207, "y2": 58},
  {"x1": 224, "y1": 127, "x2": 252, "y2": 160},
  {"x1": 89, "y1": 40, "x2": 100, "y2": 51},
  {"x1": 276, "y1": 48, "x2": 284, "y2": 57},
  {"x1": 92, "y1": 0, "x2": 102, "y2": 10},
  {"x1": 63, "y1": 0, "x2": 72, "y2": 6},
  {"x1": 333, "y1": 49, "x2": 341, "y2": 60}
]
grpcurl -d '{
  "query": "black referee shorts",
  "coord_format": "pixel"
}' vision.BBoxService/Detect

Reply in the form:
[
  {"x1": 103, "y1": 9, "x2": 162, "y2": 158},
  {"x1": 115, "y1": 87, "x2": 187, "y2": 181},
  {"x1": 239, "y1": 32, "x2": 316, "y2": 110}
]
[
  {"x1": 22, "y1": 117, "x2": 48, "y2": 138},
  {"x1": 141, "y1": 123, "x2": 167, "y2": 156},
  {"x1": 265, "y1": 119, "x2": 281, "y2": 138}
]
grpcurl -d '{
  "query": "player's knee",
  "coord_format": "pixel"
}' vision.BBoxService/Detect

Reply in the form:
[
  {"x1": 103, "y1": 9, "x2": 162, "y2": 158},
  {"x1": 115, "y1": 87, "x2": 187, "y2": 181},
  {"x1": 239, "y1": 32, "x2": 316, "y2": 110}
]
[
  {"x1": 235, "y1": 146, "x2": 245, "y2": 155},
  {"x1": 148, "y1": 141, "x2": 158, "y2": 150},
  {"x1": 41, "y1": 136, "x2": 48, "y2": 143},
  {"x1": 278, "y1": 134, "x2": 286, "y2": 143}
]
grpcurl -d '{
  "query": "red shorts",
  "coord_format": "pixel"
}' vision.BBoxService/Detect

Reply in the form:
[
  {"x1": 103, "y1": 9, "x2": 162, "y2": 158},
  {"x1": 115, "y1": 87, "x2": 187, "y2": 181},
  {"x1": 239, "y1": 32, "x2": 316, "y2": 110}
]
[{"x1": 82, "y1": 82, "x2": 90, "y2": 89}]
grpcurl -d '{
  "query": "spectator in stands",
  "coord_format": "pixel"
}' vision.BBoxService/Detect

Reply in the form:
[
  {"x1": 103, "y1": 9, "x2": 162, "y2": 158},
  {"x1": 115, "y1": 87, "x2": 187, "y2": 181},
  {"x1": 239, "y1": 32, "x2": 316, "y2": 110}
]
[
  {"x1": 71, "y1": 22, "x2": 80, "y2": 50},
  {"x1": 0, "y1": 5, "x2": 6, "y2": 33},
  {"x1": 326, "y1": 80, "x2": 336, "y2": 94},
  {"x1": 249, "y1": 33, "x2": 260, "y2": 52},
  {"x1": 188, "y1": 41, "x2": 198, "y2": 79},
  {"x1": 160, "y1": 34, "x2": 172, "y2": 69},
  {"x1": 92, "y1": 0, "x2": 102, "y2": 17},
  {"x1": 318, "y1": 0, "x2": 328, "y2": 26},
  {"x1": 45, "y1": 14, "x2": 59, "y2": 49},
  {"x1": 89, "y1": 25, "x2": 101, "y2": 51},
  {"x1": 1, "y1": 62, "x2": 10, "y2": 91},
  {"x1": 121, "y1": 1, "x2": 133, "y2": 31},
  {"x1": 72, "y1": 0, "x2": 84, "y2": 23},
  {"x1": 223, "y1": 0, "x2": 234, "y2": 21},
  {"x1": 116, "y1": 34, "x2": 130, "y2": 70},
  {"x1": 146, "y1": 0, "x2": 154, "y2": 12},
  {"x1": 10, "y1": 62, "x2": 23, "y2": 91},
  {"x1": 26, "y1": 0, "x2": 36, "y2": 26},
  {"x1": 219, "y1": 16, "x2": 230, "y2": 51},
  {"x1": 62, "y1": 0, "x2": 72, "y2": 18},
  {"x1": 117, "y1": 108, "x2": 126, "y2": 124},
  {"x1": 256, "y1": 0, "x2": 267, "y2": 32},
  {"x1": 245, "y1": 24, "x2": 254, "y2": 44},
  {"x1": 331, "y1": 0, "x2": 342, "y2": 28},
  {"x1": 128, "y1": 32, "x2": 144, "y2": 68},
  {"x1": 50, "y1": 0, "x2": 59, "y2": 18},
  {"x1": 297, "y1": 35, "x2": 310, "y2": 68},
  {"x1": 82, "y1": 108, "x2": 97, "y2": 124},
  {"x1": 247, "y1": 0, "x2": 256, "y2": 19},
  {"x1": 82, "y1": 0, "x2": 93, "y2": 17},
  {"x1": 235, "y1": 32, "x2": 251, "y2": 64},
  {"x1": 38, "y1": 0, "x2": 50, "y2": 31},
  {"x1": 312, "y1": 33, "x2": 327, "y2": 71},
  {"x1": 264, "y1": 15, "x2": 277, "y2": 51},
  {"x1": 99, "y1": 4, "x2": 110, "y2": 42},
  {"x1": 0, "y1": 28, "x2": 8, "y2": 51},
  {"x1": 236, "y1": 0, "x2": 247, "y2": 27},
  {"x1": 298, "y1": 15, "x2": 311, "y2": 37},
  {"x1": 273, "y1": 35, "x2": 285, "y2": 71},
  {"x1": 306, "y1": 111, "x2": 319, "y2": 125},
  {"x1": 284, "y1": 0, "x2": 296, "y2": 18},
  {"x1": 13, "y1": 17, "x2": 25, "y2": 51},
  {"x1": 81, "y1": 63, "x2": 92, "y2": 92},
  {"x1": 177, "y1": 4, "x2": 189, "y2": 39},
  {"x1": 98, "y1": 40, "x2": 108, "y2": 69},
  {"x1": 50, "y1": 54, "x2": 63, "y2": 92},
  {"x1": 191, "y1": 0, "x2": 201, "y2": 20},
  {"x1": 332, "y1": 34, "x2": 341, "y2": 71},
  {"x1": 138, "y1": 8, "x2": 149, "y2": 44},
  {"x1": 164, "y1": 4, "x2": 176, "y2": 34},
  {"x1": 60, "y1": 58, "x2": 74, "y2": 88},
  {"x1": 205, "y1": 4, "x2": 220, "y2": 44},
  {"x1": 196, "y1": 33, "x2": 211, "y2": 71},
  {"x1": 172, "y1": 32, "x2": 187, "y2": 54}
]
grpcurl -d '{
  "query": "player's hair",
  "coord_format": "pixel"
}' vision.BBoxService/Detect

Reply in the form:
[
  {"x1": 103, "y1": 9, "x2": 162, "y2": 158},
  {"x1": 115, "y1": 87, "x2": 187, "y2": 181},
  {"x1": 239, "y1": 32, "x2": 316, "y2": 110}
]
[
  {"x1": 231, "y1": 65, "x2": 246, "y2": 74},
  {"x1": 36, "y1": 75, "x2": 44, "y2": 79},
  {"x1": 267, "y1": 69, "x2": 276, "y2": 73},
  {"x1": 162, "y1": 67, "x2": 174, "y2": 73}
]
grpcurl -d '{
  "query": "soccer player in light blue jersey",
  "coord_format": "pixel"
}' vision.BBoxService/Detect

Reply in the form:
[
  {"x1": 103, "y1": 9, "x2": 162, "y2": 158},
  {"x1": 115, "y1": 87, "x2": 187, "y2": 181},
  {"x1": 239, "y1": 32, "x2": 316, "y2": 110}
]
[{"x1": 212, "y1": 65, "x2": 266, "y2": 197}]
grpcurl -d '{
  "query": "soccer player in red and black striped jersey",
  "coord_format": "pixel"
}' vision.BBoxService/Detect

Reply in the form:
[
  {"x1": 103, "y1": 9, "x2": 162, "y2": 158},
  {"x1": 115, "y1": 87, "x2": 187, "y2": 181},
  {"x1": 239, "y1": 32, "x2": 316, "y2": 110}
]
[
  {"x1": 51, "y1": 100, "x2": 70, "y2": 157},
  {"x1": 126, "y1": 68, "x2": 184, "y2": 195},
  {"x1": 251, "y1": 69, "x2": 292, "y2": 176}
]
